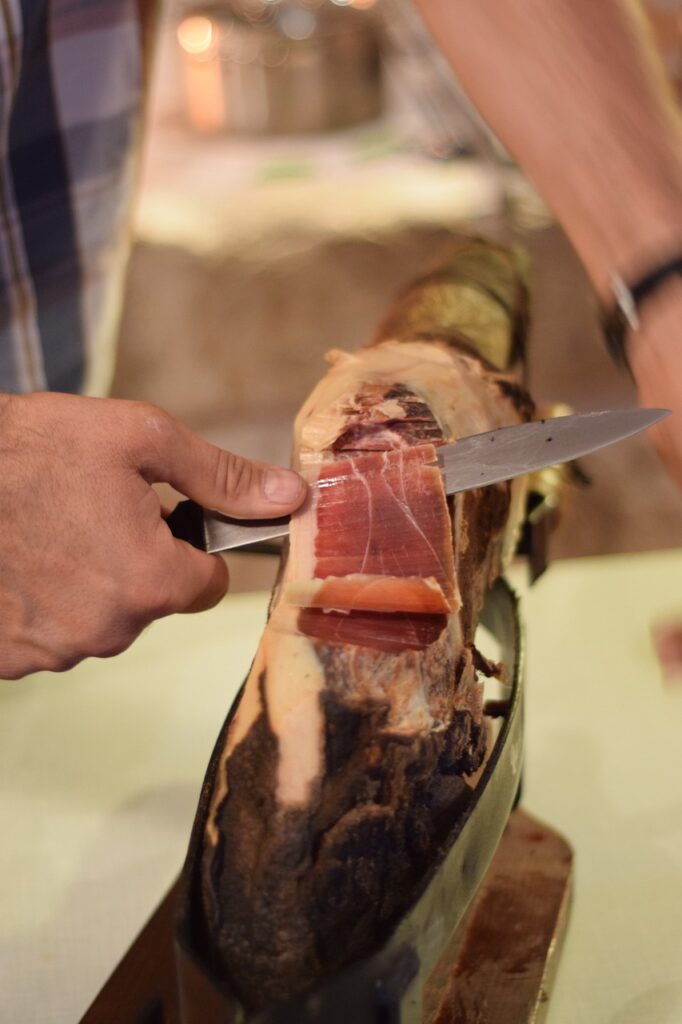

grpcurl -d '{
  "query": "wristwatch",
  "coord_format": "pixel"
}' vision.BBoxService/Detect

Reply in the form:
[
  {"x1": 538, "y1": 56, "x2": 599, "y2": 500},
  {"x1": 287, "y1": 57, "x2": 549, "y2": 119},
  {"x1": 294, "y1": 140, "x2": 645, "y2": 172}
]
[{"x1": 601, "y1": 254, "x2": 682, "y2": 371}]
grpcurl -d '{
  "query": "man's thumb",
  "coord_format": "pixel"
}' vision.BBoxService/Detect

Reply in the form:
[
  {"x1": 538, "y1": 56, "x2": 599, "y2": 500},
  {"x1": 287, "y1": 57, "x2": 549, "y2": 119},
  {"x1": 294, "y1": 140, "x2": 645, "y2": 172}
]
[{"x1": 135, "y1": 409, "x2": 306, "y2": 518}]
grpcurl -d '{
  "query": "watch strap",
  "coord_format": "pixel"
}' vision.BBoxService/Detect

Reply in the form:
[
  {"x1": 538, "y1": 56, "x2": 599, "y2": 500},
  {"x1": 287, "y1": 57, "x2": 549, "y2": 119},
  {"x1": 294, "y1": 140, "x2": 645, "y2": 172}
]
[{"x1": 602, "y1": 253, "x2": 682, "y2": 371}]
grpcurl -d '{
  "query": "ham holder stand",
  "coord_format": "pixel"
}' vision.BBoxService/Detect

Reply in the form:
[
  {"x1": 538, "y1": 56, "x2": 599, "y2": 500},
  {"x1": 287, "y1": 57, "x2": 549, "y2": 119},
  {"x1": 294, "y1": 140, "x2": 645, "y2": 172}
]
[{"x1": 80, "y1": 240, "x2": 574, "y2": 1023}]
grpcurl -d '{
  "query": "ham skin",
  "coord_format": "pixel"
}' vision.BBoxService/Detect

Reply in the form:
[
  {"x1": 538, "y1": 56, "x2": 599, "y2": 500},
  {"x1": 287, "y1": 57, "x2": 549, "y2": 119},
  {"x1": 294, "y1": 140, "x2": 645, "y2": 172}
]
[{"x1": 195, "y1": 243, "x2": 533, "y2": 1009}]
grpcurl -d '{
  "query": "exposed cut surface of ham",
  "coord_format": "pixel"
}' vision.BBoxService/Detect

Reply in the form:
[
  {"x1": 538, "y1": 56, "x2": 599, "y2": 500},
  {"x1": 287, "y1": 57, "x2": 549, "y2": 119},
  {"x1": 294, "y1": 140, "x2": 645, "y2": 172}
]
[
  {"x1": 192, "y1": 241, "x2": 534, "y2": 1010},
  {"x1": 310, "y1": 446, "x2": 454, "y2": 599}
]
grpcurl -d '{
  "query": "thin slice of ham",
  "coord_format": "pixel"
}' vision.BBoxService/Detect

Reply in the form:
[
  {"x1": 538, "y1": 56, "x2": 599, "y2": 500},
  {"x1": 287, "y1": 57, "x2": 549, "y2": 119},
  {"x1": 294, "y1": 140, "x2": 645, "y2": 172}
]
[
  {"x1": 303, "y1": 444, "x2": 456, "y2": 596},
  {"x1": 283, "y1": 574, "x2": 454, "y2": 615},
  {"x1": 285, "y1": 444, "x2": 459, "y2": 651}
]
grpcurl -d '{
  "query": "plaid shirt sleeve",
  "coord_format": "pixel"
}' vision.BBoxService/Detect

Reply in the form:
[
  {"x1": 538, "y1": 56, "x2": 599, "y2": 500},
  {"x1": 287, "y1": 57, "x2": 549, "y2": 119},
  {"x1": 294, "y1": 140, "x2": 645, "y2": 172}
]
[{"x1": 0, "y1": 0, "x2": 158, "y2": 396}]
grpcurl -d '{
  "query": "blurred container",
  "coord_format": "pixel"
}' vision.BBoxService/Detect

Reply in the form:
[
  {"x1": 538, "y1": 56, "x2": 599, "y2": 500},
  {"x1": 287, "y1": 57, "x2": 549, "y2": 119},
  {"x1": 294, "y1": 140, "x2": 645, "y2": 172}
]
[{"x1": 176, "y1": 0, "x2": 384, "y2": 135}]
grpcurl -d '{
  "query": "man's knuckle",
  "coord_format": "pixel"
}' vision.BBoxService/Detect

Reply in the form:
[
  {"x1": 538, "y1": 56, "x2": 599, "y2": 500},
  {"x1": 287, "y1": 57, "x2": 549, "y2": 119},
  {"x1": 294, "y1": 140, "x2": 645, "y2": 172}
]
[
  {"x1": 126, "y1": 402, "x2": 175, "y2": 454},
  {"x1": 95, "y1": 630, "x2": 136, "y2": 660},
  {"x1": 151, "y1": 588, "x2": 176, "y2": 618},
  {"x1": 0, "y1": 660, "x2": 25, "y2": 681},
  {"x1": 133, "y1": 399, "x2": 162, "y2": 423},
  {"x1": 50, "y1": 653, "x2": 82, "y2": 674},
  {"x1": 212, "y1": 449, "x2": 227, "y2": 495},
  {"x1": 36, "y1": 648, "x2": 73, "y2": 674}
]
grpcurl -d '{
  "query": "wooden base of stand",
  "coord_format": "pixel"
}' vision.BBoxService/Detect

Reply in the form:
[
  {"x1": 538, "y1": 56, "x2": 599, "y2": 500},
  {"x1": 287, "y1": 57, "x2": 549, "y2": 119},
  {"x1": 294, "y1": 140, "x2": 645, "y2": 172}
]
[
  {"x1": 422, "y1": 810, "x2": 573, "y2": 1023},
  {"x1": 80, "y1": 809, "x2": 572, "y2": 1024}
]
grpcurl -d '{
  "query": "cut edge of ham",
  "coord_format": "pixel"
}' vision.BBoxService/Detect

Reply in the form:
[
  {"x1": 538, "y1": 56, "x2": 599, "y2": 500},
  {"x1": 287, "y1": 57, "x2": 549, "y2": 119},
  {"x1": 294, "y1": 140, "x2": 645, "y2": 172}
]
[{"x1": 282, "y1": 574, "x2": 457, "y2": 616}]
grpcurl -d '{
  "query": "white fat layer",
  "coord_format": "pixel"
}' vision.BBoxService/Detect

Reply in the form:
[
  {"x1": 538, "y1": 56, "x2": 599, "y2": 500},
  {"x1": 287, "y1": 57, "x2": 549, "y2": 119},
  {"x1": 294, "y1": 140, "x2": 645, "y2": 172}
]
[
  {"x1": 447, "y1": 605, "x2": 464, "y2": 652},
  {"x1": 264, "y1": 606, "x2": 325, "y2": 805},
  {"x1": 372, "y1": 398, "x2": 406, "y2": 421},
  {"x1": 209, "y1": 605, "x2": 325, "y2": 820},
  {"x1": 285, "y1": 463, "x2": 321, "y2": 583},
  {"x1": 205, "y1": 642, "x2": 265, "y2": 846},
  {"x1": 215, "y1": 472, "x2": 326, "y2": 811}
]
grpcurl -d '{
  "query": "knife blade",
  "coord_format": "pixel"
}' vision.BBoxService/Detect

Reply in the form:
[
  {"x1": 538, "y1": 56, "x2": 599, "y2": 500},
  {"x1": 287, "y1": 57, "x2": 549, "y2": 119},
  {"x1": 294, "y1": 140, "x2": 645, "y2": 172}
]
[{"x1": 166, "y1": 407, "x2": 669, "y2": 554}]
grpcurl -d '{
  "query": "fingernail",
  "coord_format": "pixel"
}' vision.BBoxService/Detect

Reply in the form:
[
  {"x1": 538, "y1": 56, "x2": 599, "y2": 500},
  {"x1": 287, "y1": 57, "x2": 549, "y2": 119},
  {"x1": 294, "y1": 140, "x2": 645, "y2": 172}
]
[{"x1": 263, "y1": 468, "x2": 304, "y2": 504}]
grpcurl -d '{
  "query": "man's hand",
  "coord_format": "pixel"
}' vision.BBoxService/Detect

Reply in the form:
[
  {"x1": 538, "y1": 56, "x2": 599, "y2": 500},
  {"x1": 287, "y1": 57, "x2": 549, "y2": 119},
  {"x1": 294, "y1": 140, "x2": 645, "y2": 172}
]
[
  {"x1": 0, "y1": 393, "x2": 306, "y2": 680},
  {"x1": 629, "y1": 279, "x2": 682, "y2": 490}
]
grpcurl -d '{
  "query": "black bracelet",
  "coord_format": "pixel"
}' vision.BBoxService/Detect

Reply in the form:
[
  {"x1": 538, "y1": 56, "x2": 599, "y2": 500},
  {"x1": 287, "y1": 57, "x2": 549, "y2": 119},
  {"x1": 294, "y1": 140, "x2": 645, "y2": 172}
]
[{"x1": 601, "y1": 254, "x2": 682, "y2": 371}]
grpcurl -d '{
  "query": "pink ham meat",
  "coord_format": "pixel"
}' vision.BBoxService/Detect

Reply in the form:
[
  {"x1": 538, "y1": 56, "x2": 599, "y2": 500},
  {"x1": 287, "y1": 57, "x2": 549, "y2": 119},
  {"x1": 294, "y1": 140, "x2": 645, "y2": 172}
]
[
  {"x1": 197, "y1": 338, "x2": 533, "y2": 1009},
  {"x1": 285, "y1": 444, "x2": 458, "y2": 651},
  {"x1": 311, "y1": 446, "x2": 454, "y2": 594}
]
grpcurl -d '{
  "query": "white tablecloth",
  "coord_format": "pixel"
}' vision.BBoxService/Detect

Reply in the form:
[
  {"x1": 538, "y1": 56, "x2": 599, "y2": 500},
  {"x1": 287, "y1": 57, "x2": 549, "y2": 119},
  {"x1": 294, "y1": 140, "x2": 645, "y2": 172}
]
[{"x1": 1, "y1": 549, "x2": 681, "y2": 1024}]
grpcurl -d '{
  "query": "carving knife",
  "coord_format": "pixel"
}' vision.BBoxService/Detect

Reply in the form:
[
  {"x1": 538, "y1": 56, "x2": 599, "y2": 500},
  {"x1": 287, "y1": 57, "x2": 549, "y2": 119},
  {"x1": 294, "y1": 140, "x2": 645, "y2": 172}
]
[{"x1": 166, "y1": 407, "x2": 669, "y2": 554}]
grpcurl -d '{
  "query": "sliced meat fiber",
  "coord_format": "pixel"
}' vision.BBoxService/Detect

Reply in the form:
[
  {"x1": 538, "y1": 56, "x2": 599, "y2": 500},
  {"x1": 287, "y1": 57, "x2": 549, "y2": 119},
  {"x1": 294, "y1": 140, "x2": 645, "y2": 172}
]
[
  {"x1": 287, "y1": 444, "x2": 457, "y2": 651},
  {"x1": 296, "y1": 448, "x2": 450, "y2": 622},
  {"x1": 308, "y1": 445, "x2": 455, "y2": 598}
]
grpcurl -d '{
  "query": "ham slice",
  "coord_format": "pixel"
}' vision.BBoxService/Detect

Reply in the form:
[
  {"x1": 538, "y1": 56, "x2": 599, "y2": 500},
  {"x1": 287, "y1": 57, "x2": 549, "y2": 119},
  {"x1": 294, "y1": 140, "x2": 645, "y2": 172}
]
[
  {"x1": 283, "y1": 575, "x2": 453, "y2": 615},
  {"x1": 308, "y1": 446, "x2": 455, "y2": 603},
  {"x1": 194, "y1": 242, "x2": 533, "y2": 1009},
  {"x1": 283, "y1": 444, "x2": 459, "y2": 656}
]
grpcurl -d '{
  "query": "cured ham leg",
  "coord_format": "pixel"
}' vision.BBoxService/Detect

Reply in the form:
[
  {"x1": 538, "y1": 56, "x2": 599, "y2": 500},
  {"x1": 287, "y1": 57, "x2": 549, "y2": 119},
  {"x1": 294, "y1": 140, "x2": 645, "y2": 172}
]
[{"x1": 196, "y1": 241, "x2": 533, "y2": 1008}]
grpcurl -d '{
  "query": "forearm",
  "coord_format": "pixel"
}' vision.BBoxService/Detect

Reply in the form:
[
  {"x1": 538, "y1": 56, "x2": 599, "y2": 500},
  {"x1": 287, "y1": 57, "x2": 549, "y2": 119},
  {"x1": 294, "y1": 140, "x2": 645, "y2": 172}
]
[{"x1": 414, "y1": 0, "x2": 682, "y2": 299}]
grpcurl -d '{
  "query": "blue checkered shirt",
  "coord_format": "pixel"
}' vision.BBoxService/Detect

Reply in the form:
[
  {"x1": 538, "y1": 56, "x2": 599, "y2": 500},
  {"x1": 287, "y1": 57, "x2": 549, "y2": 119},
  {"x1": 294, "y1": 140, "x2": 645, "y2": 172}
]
[{"x1": 0, "y1": 0, "x2": 157, "y2": 395}]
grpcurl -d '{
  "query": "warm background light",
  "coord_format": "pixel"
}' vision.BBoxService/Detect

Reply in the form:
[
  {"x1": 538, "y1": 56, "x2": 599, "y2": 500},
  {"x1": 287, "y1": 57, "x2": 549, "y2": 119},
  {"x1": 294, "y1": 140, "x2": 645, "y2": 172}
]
[{"x1": 177, "y1": 15, "x2": 214, "y2": 56}]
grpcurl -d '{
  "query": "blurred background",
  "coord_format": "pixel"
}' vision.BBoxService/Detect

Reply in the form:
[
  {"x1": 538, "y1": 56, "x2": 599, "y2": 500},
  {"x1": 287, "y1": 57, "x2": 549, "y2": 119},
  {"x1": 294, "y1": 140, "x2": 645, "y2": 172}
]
[{"x1": 110, "y1": 0, "x2": 682, "y2": 588}]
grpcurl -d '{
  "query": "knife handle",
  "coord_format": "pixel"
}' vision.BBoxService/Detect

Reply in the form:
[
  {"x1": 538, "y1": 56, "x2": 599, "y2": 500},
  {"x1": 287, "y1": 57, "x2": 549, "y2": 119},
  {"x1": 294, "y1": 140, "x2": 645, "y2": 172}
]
[{"x1": 166, "y1": 499, "x2": 206, "y2": 551}]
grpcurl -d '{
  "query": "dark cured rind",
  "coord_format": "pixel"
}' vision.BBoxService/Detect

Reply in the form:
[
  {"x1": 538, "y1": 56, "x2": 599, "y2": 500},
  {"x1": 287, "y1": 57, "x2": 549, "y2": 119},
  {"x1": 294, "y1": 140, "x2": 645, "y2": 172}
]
[
  {"x1": 456, "y1": 482, "x2": 514, "y2": 642},
  {"x1": 201, "y1": 680, "x2": 485, "y2": 1009}
]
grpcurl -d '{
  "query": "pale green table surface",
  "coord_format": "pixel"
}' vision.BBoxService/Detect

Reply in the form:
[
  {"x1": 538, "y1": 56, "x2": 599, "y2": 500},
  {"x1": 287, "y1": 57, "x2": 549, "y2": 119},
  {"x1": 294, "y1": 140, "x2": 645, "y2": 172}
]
[{"x1": 1, "y1": 549, "x2": 681, "y2": 1024}]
